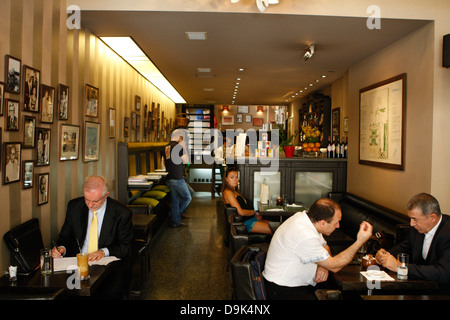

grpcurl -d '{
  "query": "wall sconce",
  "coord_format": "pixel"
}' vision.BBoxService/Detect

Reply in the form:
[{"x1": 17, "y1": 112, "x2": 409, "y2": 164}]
[
  {"x1": 257, "y1": 106, "x2": 264, "y2": 114},
  {"x1": 222, "y1": 105, "x2": 229, "y2": 113}
]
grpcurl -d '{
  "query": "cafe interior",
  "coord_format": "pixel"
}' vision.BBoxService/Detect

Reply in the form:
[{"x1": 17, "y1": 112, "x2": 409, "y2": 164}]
[{"x1": 0, "y1": 0, "x2": 449, "y2": 303}]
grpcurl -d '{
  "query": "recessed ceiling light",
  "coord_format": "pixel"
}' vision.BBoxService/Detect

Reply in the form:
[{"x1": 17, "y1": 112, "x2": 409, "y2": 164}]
[
  {"x1": 185, "y1": 32, "x2": 207, "y2": 40},
  {"x1": 197, "y1": 68, "x2": 211, "y2": 73},
  {"x1": 238, "y1": 68, "x2": 245, "y2": 72}
]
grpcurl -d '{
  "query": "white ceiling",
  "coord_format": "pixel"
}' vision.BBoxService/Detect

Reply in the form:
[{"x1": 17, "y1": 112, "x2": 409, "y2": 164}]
[{"x1": 80, "y1": 10, "x2": 430, "y2": 105}]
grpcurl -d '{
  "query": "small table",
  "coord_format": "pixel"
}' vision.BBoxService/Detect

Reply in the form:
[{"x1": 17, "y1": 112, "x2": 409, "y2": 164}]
[
  {"x1": 258, "y1": 202, "x2": 306, "y2": 221},
  {"x1": 0, "y1": 262, "x2": 118, "y2": 298},
  {"x1": 333, "y1": 264, "x2": 438, "y2": 296}
]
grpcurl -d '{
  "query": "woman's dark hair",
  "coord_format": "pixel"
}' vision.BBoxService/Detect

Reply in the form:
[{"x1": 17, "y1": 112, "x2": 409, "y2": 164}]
[
  {"x1": 221, "y1": 166, "x2": 241, "y2": 195},
  {"x1": 307, "y1": 198, "x2": 340, "y2": 223}
]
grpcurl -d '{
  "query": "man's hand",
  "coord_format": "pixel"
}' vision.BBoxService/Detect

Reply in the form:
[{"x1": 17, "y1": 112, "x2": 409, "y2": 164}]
[
  {"x1": 51, "y1": 246, "x2": 65, "y2": 259},
  {"x1": 356, "y1": 221, "x2": 373, "y2": 244},
  {"x1": 375, "y1": 249, "x2": 400, "y2": 272},
  {"x1": 88, "y1": 250, "x2": 105, "y2": 262},
  {"x1": 315, "y1": 265, "x2": 329, "y2": 283}
]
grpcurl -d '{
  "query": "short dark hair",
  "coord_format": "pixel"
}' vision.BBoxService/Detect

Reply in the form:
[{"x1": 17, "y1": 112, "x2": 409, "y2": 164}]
[
  {"x1": 406, "y1": 193, "x2": 441, "y2": 217},
  {"x1": 307, "y1": 198, "x2": 340, "y2": 223}
]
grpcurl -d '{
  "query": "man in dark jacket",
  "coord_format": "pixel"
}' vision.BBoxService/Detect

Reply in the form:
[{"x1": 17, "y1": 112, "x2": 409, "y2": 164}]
[{"x1": 376, "y1": 193, "x2": 450, "y2": 291}]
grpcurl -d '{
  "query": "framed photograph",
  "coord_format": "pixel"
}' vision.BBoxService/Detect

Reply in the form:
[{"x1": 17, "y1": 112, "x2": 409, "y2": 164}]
[
  {"x1": 124, "y1": 117, "x2": 129, "y2": 137},
  {"x1": 3, "y1": 142, "x2": 21, "y2": 184},
  {"x1": 0, "y1": 82, "x2": 4, "y2": 115},
  {"x1": 238, "y1": 105, "x2": 248, "y2": 114},
  {"x1": 109, "y1": 108, "x2": 116, "y2": 138},
  {"x1": 131, "y1": 112, "x2": 136, "y2": 129},
  {"x1": 22, "y1": 65, "x2": 40, "y2": 112},
  {"x1": 39, "y1": 85, "x2": 55, "y2": 123},
  {"x1": 135, "y1": 95, "x2": 141, "y2": 112},
  {"x1": 359, "y1": 73, "x2": 406, "y2": 170},
  {"x1": 84, "y1": 121, "x2": 100, "y2": 162},
  {"x1": 57, "y1": 84, "x2": 69, "y2": 120},
  {"x1": 35, "y1": 127, "x2": 51, "y2": 166},
  {"x1": 253, "y1": 118, "x2": 263, "y2": 126},
  {"x1": 60, "y1": 124, "x2": 80, "y2": 161},
  {"x1": 245, "y1": 115, "x2": 252, "y2": 123},
  {"x1": 222, "y1": 115, "x2": 234, "y2": 125},
  {"x1": 5, "y1": 98, "x2": 20, "y2": 131},
  {"x1": 136, "y1": 114, "x2": 141, "y2": 129},
  {"x1": 236, "y1": 114, "x2": 243, "y2": 123},
  {"x1": 332, "y1": 107, "x2": 340, "y2": 142},
  {"x1": 23, "y1": 115, "x2": 36, "y2": 148},
  {"x1": 22, "y1": 160, "x2": 34, "y2": 189},
  {"x1": 37, "y1": 172, "x2": 49, "y2": 206},
  {"x1": 5, "y1": 55, "x2": 21, "y2": 94},
  {"x1": 85, "y1": 84, "x2": 99, "y2": 117}
]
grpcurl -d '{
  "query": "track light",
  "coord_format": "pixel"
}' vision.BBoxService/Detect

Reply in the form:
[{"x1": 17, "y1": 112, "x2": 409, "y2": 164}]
[{"x1": 303, "y1": 44, "x2": 315, "y2": 61}]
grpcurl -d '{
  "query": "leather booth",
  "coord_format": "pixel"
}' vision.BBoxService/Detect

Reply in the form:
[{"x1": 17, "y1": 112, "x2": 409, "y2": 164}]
[{"x1": 229, "y1": 223, "x2": 271, "y2": 257}]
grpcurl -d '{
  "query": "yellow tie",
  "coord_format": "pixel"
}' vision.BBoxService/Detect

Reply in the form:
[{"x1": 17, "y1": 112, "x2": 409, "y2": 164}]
[{"x1": 88, "y1": 211, "x2": 98, "y2": 253}]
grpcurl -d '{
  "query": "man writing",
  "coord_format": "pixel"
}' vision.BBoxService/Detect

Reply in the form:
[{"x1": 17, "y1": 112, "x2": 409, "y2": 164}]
[
  {"x1": 53, "y1": 176, "x2": 134, "y2": 298},
  {"x1": 376, "y1": 193, "x2": 450, "y2": 291},
  {"x1": 263, "y1": 198, "x2": 373, "y2": 299}
]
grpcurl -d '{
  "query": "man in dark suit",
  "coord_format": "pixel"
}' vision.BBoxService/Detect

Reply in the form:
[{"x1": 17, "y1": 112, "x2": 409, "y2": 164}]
[
  {"x1": 53, "y1": 176, "x2": 134, "y2": 298},
  {"x1": 376, "y1": 193, "x2": 450, "y2": 291}
]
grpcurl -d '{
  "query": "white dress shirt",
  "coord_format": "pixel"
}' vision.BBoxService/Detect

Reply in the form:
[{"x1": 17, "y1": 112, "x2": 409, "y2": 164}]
[
  {"x1": 81, "y1": 199, "x2": 109, "y2": 256},
  {"x1": 422, "y1": 215, "x2": 442, "y2": 260}
]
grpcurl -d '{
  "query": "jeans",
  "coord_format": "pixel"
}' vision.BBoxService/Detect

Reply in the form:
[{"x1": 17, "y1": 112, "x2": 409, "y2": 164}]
[{"x1": 166, "y1": 179, "x2": 192, "y2": 226}]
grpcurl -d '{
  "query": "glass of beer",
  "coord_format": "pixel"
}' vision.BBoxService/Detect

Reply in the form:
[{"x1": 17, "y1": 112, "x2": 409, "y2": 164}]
[{"x1": 76, "y1": 253, "x2": 90, "y2": 280}]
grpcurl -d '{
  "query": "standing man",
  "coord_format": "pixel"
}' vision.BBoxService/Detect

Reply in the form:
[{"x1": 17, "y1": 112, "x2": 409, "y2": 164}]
[
  {"x1": 263, "y1": 198, "x2": 373, "y2": 299},
  {"x1": 376, "y1": 193, "x2": 450, "y2": 291},
  {"x1": 163, "y1": 129, "x2": 192, "y2": 228},
  {"x1": 53, "y1": 176, "x2": 134, "y2": 298}
]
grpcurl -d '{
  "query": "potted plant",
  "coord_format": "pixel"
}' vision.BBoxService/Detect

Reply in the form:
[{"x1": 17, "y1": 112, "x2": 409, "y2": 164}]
[{"x1": 278, "y1": 125, "x2": 298, "y2": 157}]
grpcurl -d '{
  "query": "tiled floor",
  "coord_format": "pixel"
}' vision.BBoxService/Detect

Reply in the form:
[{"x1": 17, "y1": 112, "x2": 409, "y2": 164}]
[{"x1": 136, "y1": 192, "x2": 233, "y2": 300}]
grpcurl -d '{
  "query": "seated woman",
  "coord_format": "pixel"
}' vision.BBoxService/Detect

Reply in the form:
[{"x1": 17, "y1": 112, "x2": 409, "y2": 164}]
[{"x1": 222, "y1": 167, "x2": 272, "y2": 235}]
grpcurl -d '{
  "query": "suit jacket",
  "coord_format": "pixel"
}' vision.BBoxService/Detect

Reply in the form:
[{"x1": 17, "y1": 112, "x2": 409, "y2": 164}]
[
  {"x1": 389, "y1": 214, "x2": 450, "y2": 289},
  {"x1": 57, "y1": 196, "x2": 134, "y2": 263}
]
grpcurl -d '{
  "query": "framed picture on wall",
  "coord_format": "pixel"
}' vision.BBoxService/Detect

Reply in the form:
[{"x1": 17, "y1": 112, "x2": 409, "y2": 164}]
[
  {"x1": 37, "y1": 172, "x2": 49, "y2": 206},
  {"x1": 0, "y1": 81, "x2": 4, "y2": 115},
  {"x1": 5, "y1": 98, "x2": 20, "y2": 131},
  {"x1": 124, "y1": 117, "x2": 129, "y2": 137},
  {"x1": 109, "y1": 108, "x2": 116, "y2": 138},
  {"x1": 35, "y1": 127, "x2": 51, "y2": 166},
  {"x1": 57, "y1": 84, "x2": 69, "y2": 120},
  {"x1": 84, "y1": 121, "x2": 100, "y2": 162},
  {"x1": 253, "y1": 118, "x2": 263, "y2": 126},
  {"x1": 85, "y1": 84, "x2": 99, "y2": 117},
  {"x1": 245, "y1": 115, "x2": 252, "y2": 123},
  {"x1": 135, "y1": 95, "x2": 141, "y2": 112},
  {"x1": 222, "y1": 115, "x2": 234, "y2": 125},
  {"x1": 60, "y1": 124, "x2": 80, "y2": 161},
  {"x1": 5, "y1": 55, "x2": 21, "y2": 94},
  {"x1": 359, "y1": 73, "x2": 406, "y2": 170},
  {"x1": 236, "y1": 114, "x2": 243, "y2": 123},
  {"x1": 22, "y1": 160, "x2": 34, "y2": 189},
  {"x1": 23, "y1": 115, "x2": 36, "y2": 148},
  {"x1": 22, "y1": 65, "x2": 40, "y2": 112},
  {"x1": 3, "y1": 142, "x2": 21, "y2": 184},
  {"x1": 39, "y1": 85, "x2": 55, "y2": 123}
]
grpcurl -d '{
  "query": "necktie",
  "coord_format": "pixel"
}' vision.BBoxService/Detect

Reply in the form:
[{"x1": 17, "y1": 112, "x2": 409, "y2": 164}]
[{"x1": 88, "y1": 211, "x2": 98, "y2": 253}]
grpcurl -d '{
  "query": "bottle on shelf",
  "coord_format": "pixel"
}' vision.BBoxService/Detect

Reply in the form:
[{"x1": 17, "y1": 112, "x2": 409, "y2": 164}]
[
  {"x1": 340, "y1": 137, "x2": 345, "y2": 158},
  {"x1": 344, "y1": 137, "x2": 348, "y2": 158},
  {"x1": 327, "y1": 136, "x2": 332, "y2": 158},
  {"x1": 335, "y1": 138, "x2": 341, "y2": 158},
  {"x1": 331, "y1": 137, "x2": 336, "y2": 158}
]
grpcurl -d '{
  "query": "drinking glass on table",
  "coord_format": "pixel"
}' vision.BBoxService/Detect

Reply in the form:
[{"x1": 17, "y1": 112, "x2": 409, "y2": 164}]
[
  {"x1": 77, "y1": 253, "x2": 90, "y2": 280},
  {"x1": 397, "y1": 253, "x2": 409, "y2": 280}
]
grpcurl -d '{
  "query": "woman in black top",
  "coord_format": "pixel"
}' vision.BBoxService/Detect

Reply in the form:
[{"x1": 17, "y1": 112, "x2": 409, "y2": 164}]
[{"x1": 222, "y1": 167, "x2": 272, "y2": 235}]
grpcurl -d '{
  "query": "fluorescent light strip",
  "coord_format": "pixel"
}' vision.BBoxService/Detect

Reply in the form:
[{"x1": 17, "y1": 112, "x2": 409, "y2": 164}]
[{"x1": 100, "y1": 36, "x2": 186, "y2": 104}]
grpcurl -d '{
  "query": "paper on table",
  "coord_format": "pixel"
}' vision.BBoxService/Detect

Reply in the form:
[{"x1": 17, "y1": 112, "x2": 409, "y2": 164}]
[
  {"x1": 53, "y1": 256, "x2": 120, "y2": 272},
  {"x1": 265, "y1": 208, "x2": 284, "y2": 212},
  {"x1": 360, "y1": 271, "x2": 395, "y2": 281}
]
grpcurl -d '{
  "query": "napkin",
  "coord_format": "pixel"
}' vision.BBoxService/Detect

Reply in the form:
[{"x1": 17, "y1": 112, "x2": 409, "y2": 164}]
[{"x1": 360, "y1": 270, "x2": 395, "y2": 281}]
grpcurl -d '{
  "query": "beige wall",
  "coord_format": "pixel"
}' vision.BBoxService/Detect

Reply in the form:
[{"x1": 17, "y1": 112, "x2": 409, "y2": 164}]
[{"x1": 0, "y1": 0, "x2": 175, "y2": 273}]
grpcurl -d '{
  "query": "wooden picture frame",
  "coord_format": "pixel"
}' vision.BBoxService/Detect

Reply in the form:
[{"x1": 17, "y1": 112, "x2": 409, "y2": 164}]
[
  {"x1": 245, "y1": 115, "x2": 252, "y2": 123},
  {"x1": 85, "y1": 84, "x2": 99, "y2": 117},
  {"x1": 22, "y1": 65, "x2": 40, "y2": 112},
  {"x1": 3, "y1": 142, "x2": 21, "y2": 184},
  {"x1": 22, "y1": 160, "x2": 34, "y2": 189},
  {"x1": 236, "y1": 114, "x2": 243, "y2": 123},
  {"x1": 23, "y1": 115, "x2": 36, "y2": 148},
  {"x1": 5, "y1": 55, "x2": 21, "y2": 94},
  {"x1": 359, "y1": 73, "x2": 406, "y2": 170},
  {"x1": 84, "y1": 121, "x2": 100, "y2": 162},
  {"x1": 5, "y1": 98, "x2": 20, "y2": 131},
  {"x1": 37, "y1": 172, "x2": 49, "y2": 206},
  {"x1": 35, "y1": 127, "x2": 51, "y2": 166},
  {"x1": 253, "y1": 117, "x2": 263, "y2": 126},
  {"x1": 135, "y1": 95, "x2": 141, "y2": 112},
  {"x1": 0, "y1": 81, "x2": 4, "y2": 115},
  {"x1": 124, "y1": 117, "x2": 129, "y2": 137},
  {"x1": 60, "y1": 124, "x2": 80, "y2": 161},
  {"x1": 39, "y1": 84, "x2": 55, "y2": 123},
  {"x1": 57, "y1": 84, "x2": 69, "y2": 120},
  {"x1": 109, "y1": 108, "x2": 116, "y2": 138},
  {"x1": 222, "y1": 115, "x2": 234, "y2": 125}
]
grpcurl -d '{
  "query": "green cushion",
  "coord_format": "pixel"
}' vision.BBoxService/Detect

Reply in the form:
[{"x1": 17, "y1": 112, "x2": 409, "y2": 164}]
[
  {"x1": 131, "y1": 197, "x2": 159, "y2": 207},
  {"x1": 152, "y1": 185, "x2": 170, "y2": 193},
  {"x1": 142, "y1": 190, "x2": 167, "y2": 200}
]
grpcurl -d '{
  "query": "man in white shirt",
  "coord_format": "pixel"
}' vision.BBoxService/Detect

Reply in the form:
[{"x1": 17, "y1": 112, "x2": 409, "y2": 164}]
[{"x1": 263, "y1": 198, "x2": 373, "y2": 299}]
